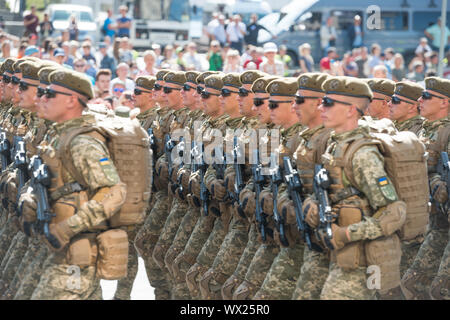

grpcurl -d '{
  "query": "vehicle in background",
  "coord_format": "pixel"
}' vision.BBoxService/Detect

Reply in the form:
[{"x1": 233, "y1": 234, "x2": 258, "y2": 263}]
[
  {"x1": 46, "y1": 4, "x2": 97, "y2": 42},
  {"x1": 258, "y1": 0, "x2": 450, "y2": 66}
]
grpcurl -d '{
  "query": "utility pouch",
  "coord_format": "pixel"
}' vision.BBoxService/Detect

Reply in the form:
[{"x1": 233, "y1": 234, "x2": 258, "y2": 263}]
[
  {"x1": 96, "y1": 229, "x2": 129, "y2": 280},
  {"x1": 66, "y1": 233, "x2": 98, "y2": 267}
]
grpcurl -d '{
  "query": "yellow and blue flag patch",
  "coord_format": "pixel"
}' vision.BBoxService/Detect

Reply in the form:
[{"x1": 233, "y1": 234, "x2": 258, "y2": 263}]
[
  {"x1": 100, "y1": 157, "x2": 110, "y2": 166},
  {"x1": 378, "y1": 176, "x2": 388, "y2": 186}
]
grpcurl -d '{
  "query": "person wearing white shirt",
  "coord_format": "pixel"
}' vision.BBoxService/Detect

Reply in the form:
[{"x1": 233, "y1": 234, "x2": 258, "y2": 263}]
[
  {"x1": 110, "y1": 62, "x2": 135, "y2": 91},
  {"x1": 415, "y1": 37, "x2": 433, "y2": 55},
  {"x1": 183, "y1": 42, "x2": 206, "y2": 71},
  {"x1": 226, "y1": 15, "x2": 246, "y2": 54},
  {"x1": 320, "y1": 16, "x2": 337, "y2": 54},
  {"x1": 260, "y1": 42, "x2": 284, "y2": 76}
]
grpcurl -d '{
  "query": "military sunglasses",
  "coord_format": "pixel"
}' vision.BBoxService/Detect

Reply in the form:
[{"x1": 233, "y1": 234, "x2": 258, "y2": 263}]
[
  {"x1": 372, "y1": 97, "x2": 390, "y2": 102},
  {"x1": 19, "y1": 80, "x2": 39, "y2": 92},
  {"x1": 134, "y1": 88, "x2": 152, "y2": 95},
  {"x1": 421, "y1": 91, "x2": 446, "y2": 100},
  {"x1": 295, "y1": 95, "x2": 320, "y2": 105},
  {"x1": 238, "y1": 88, "x2": 251, "y2": 97},
  {"x1": 221, "y1": 88, "x2": 239, "y2": 97},
  {"x1": 36, "y1": 86, "x2": 46, "y2": 98},
  {"x1": 253, "y1": 97, "x2": 269, "y2": 107},
  {"x1": 153, "y1": 83, "x2": 163, "y2": 91},
  {"x1": 2, "y1": 75, "x2": 11, "y2": 84},
  {"x1": 44, "y1": 87, "x2": 73, "y2": 99},
  {"x1": 163, "y1": 86, "x2": 182, "y2": 94},
  {"x1": 390, "y1": 95, "x2": 415, "y2": 105},
  {"x1": 11, "y1": 76, "x2": 20, "y2": 85},
  {"x1": 201, "y1": 90, "x2": 220, "y2": 99},
  {"x1": 322, "y1": 96, "x2": 364, "y2": 116},
  {"x1": 268, "y1": 100, "x2": 293, "y2": 110},
  {"x1": 183, "y1": 84, "x2": 195, "y2": 92},
  {"x1": 196, "y1": 86, "x2": 204, "y2": 94}
]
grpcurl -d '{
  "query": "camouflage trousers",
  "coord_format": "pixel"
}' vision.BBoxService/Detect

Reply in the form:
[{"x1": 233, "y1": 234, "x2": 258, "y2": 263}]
[
  {"x1": 2, "y1": 236, "x2": 43, "y2": 300},
  {"x1": 0, "y1": 215, "x2": 19, "y2": 263},
  {"x1": 429, "y1": 227, "x2": 449, "y2": 300},
  {"x1": 400, "y1": 236, "x2": 424, "y2": 277},
  {"x1": 15, "y1": 243, "x2": 49, "y2": 300},
  {"x1": 199, "y1": 216, "x2": 249, "y2": 300},
  {"x1": 186, "y1": 204, "x2": 231, "y2": 299},
  {"x1": 320, "y1": 262, "x2": 377, "y2": 300},
  {"x1": 233, "y1": 231, "x2": 280, "y2": 300},
  {"x1": 254, "y1": 241, "x2": 304, "y2": 300},
  {"x1": 174, "y1": 211, "x2": 216, "y2": 300},
  {"x1": 292, "y1": 246, "x2": 330, "y2": 300},
  {"x1": 134, "y1": 190, "x2": 172, "y2": 300},
  {"x1": 222, "y1": 223, "x2": 259, "y2": 300},
  {"x1": 153, "y1": 197, "x2": 189, "y2": 285},
  {"x1": 402, "y1": 213, "x2": 448, "y2": 300},
  {"x1": 167, "y1": 205, "x2": 201, "y2": 300},
  {"x1": 113, "y1": 226, "x2": 140, "y2": 300},
  {"x1": 31, "y1": 249, "x2": 100, "y2": 300}
]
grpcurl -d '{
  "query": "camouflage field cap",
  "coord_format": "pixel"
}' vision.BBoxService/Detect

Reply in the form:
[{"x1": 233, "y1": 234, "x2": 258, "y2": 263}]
[
  {"x1": 20, "y1": 61, "x2": 42, "y2": 81},
  {"x1": 240, "y1": 70, "x2": 266, "y2": 85},
  {"x1": 322, "y1": 76, "x2": 373, "y2": 101},
  {"x1": 38, "y1": 66, "x2": 61, "y2": 85},
  {"x1": 13, "y1": 57, "x2": 40, "y2": 73},
  {"x1": 156, "y1": 69, "x2": 171, "y2": 81},
  {"x1": 394, "y1": 81, "x2": 423, "y2": 101},
  {"x1": 49, "y1": 69, "x2": 94, "y2": 99},
  {"x1": 222, "y1": 72, "x2": 242, "y2": 88},
  {"x1": 115, "y1": 106, "x2": 130, "y2": 118},
  {"x1": 3, "y1": 58, "x2": 18, "y2": 74},
  {"x1": 251, "y1": 76, "x2": 278, "y2": 93},
  {"x1": 425, "y1": 77, "x2": 450, "y2": 98},
  {"x1": 365, "y1": 78, "x2": 395, "y2": 97},
  {"x1": 135, "y1": 76, "x2": 156, "y2": 90},
  {"x1": 196, "y1": 71, "x2": 218, "y2": 85},
  {"x1": 185, "y1": 71, "x2": 201, "y2": 84},
  {"x1": 163, "y1": 71, "x2": 186, "y2": 86},
  {"x1": 267, "y1": 78, "x2": 298, "y2": 97},
  {"x1": 204, "y1": 74, "x2": 224, "y2": 91},
  {"x1": 297, "y1": 73, "x2": 330, "y2": 92}
]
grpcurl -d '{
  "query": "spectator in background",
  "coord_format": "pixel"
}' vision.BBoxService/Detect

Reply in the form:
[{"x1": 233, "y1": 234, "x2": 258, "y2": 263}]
[
  {"x1": 243, "y1": 46, "x2": 262, "y2": 70},
  {"x1": 95, "y1": 69, "x2": 112, "y2": 99},
  {"x1": 320, "y1": 16, "x2": 336, "y2": 55},
  {"x1": 207, "y1": 40, "x2": 223, "y2": 71},
  {"x1": 23, "y1": 5, "x2": 39, "y2": 37},
  {"x1": 40, "y1": 13, "x2": 54, "y2": 39},
  {"x1": 112, "y1": 81, "x2": 126, "y2": 99},
  {"x1": 183, "y1": 42, "x2": 205, "y2": 71},
  {"x1": 117, "y1": 5, "x2": 132, "y2": 38},
  {"x1": 69, "y1": 40, "x2": 81, "y2": 60},
  {"x1": 73, "y1": 58, "x2": 96, "y2": 84},
  {"x1": 245, "y1": 13, "x2": 274, "y2": 47},
  {"x1": 138, "y1": 50, "x2": 158, "y2": 76},
  {"x1": 392, "y1": 53, "x2": 406, "y2": 82},
  {"x1": 426, "y1": 51, "x2": 439, "y2": 71},
  {"x1": 425, "y1": 17, "x2": 450, "y2": 52},
  {"x1": 28, "y1": 33, "x2": 38, "y2": 46},
  {"x1": 152, "y1": 44, "x2": 164, "y2": 67},
  {"x1": 342, "y1": 52, "x2": 358, "y2": 77},
  {"x1": 372, "y1": 64, "x2": 388, "y2": 78},
  {"x1": 226, "y1": 15, "x2": 246, "y2": 54},
  {"x1": 24, "y1": 45, "x2": 40, "y2": 58},
  {"x1": 61, "y1": 41, "x2": 73, "y2": 67},
  {"x1": 82, "y1": 41, "x2": 96, "y2": 66},
  {"x1": 1, "y1": 40, "x2": 11, "y2": 60},
  {"x1": 53, "y1": 48, "x2": 73, "y2": 69},
  {"x1": 223, "y1": 49, "x2": 243, "y2": 73},
  {"x1": 17, "y1": 42, "x2": 28, "y2": 58},
  {"x1": 206, "y1": 12, "x2": 219, "y2": 43},
  {"x1": 58, "y1": 30, "x2": 70, "y2": 47},
  {"x1": 210, "y1": 15, "x2": 227, "y2": 47},
  {"x1": 103, "y1": 9, "x2": 117, "y2": 39},
  {"x1": 298, "y1": 43, "x2": 314, "y2": 73},
  {"x1": 111, "y1": 62, "x2": 134, "y2": 91},
  {"x1": 407, "y1": 60, "x2": 425, "y2": 82},
  {"x1": 276, "y1": 45, "x2": 292, "y2": 76},
  {"x1": 260, "y1": 42, "x2": 284, "y2": 76},
  {"x1": 161, "y1": 45, "x2": 176, "y2": 67},
  {"x1": 348, "y1": 15, "x2": 363, "y2": 48},
  {"x1": 114, "y1": 37, "x2": 133, "y2": 64},
  {"x1": 368, "y1": 43, "x2": 382, "y2": 74},
  {"x1": 355, "y1": 46, "x2": 369, "y2": 78},
  {"x1": 415, "y1": 37, "x2": 432, "y2": 56},
  {"x1": 320, "y1": 46, "x2": 338, "y2": 73},
  {"x1": 384, "y1": 47, "x2": 395, "y2": 70},
  {"x1": 174, "y1": 46, "x2": 187, "y2": 70},
  {"x1": 68, "y1": 15, "x2": 79, "y2": 41},
  {"x1": 129, "y1": 62, "x2": 139, "y2": 80},
  {"x1": 99, "y1": 42, "x2": 116, "y2": 75}
]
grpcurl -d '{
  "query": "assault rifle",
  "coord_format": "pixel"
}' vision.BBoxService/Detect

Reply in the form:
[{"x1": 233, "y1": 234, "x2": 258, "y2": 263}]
[
  {"x1": 313, "y1": 164, "x2": 334, "y2": 250},
  {"x1": 232, "y1": 136, "x2": 246, "y2": 218},
  {"x1": 13, "y1": 138, "x2": 29, "y2": 215},
  {"x1": 147, "y1": 128, "x2": 157, "y2": 191},
  {"x1": 252, "y1": 149, "x2": 267, "y2": 242},
  {"x1": 192, "y1": 141, "x2": 209, "y2": 216},
  {"x1": 27, "y1": 155, "x2": 59, "y2": 248},
  {"x1": 270, "y1": 153, "x2": 289, "y2": 247},
  {"x1": 0, "y1": 131, "x2": 11, "y2": 172},
  {"x1": 437, "y1": 151, "x2": 450, "y2": 212},
  {"x1": 173, "y1": 136, "x2": 185, "y2": 197},
  {"x1": 283, "y1": 156, "x2": 318, "y2": 251},
  {"x1": 164, "y1": 133, "x2": 176, "y2": 179}
]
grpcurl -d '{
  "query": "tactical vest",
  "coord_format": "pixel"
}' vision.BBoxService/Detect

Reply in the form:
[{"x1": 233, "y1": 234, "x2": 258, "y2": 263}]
[
  {"x1": 422, "y1": 122, "x2": 450, "y2": 175},
  {"x1": 396, "y1": 116, "x2": 424, "y2": 136},
  {"x1": 294, "y1": 126, "x2": 331, "y2": 194}
]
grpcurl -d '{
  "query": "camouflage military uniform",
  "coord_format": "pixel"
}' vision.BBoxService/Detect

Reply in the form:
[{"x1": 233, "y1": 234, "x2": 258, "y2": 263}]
[{"x1": 402, "y1": 116, "x2": 450, "y2": 299}]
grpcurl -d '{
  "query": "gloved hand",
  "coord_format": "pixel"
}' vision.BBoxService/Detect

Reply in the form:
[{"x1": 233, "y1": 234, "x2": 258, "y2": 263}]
[
  {"x1": 19, "y1": 192, "x2": 37, "y2": 223},
  {"x1": 259, "y1": 190, "x2": 273, "y2": 215},
  {"x1": 156, "y1": 160, "x2": 169, "y2": 183},
  {"x1": 211, "y1": 179, "x2": 227, "y2": 201},
  {"x1": 278, "y1": 197, "x2": 296, "y2": 225},
  {"x1": 178, "y1": 168, "x2": 191, "y2": 192},
  {"x1": 303, "y1": 198, "x2": 319, "y2": 228},
  {"x1": 189, "y1": 172, "x2": 201, "y2": 198},
  {"x1": 431, "y1": 179, "x2": 448, "y2": 204},
  {"x1": 224, "y1": 171, "x2": 236, "y2": 193},
  {"x1": 45, "y1": 220, "x2": 75, "y2": 251},
  {"x1": 239, "y1": 189, "x2": 255, "y2": 216},
  {"x1": 317, "y1": 223, "x2": 350, "y2": 250}
]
